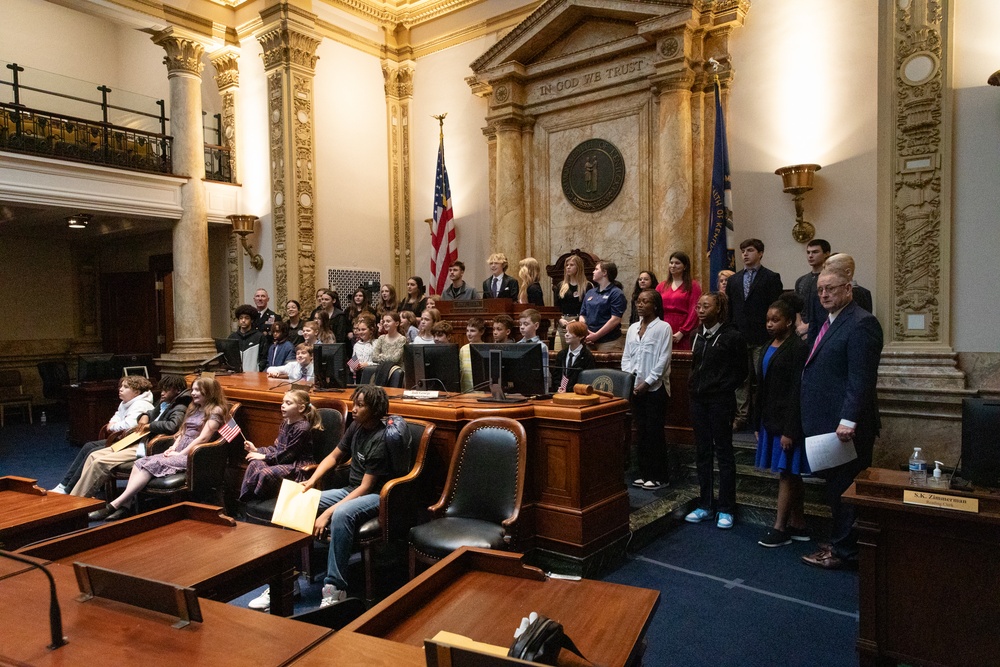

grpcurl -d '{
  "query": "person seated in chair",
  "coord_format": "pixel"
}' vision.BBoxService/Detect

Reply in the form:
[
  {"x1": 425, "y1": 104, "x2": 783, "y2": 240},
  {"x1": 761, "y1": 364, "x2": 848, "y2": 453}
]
[
  {"x1": 302, "y1": 385, "x2": 393, "y2": 608},
  {"x1": 50, "y1": 375, "x2": 155, "y2": 494},
  {"x1": 88, "y1": 378, "x2": 229, "y2": 522},
  {"x1": 69, "y1": 375, "x2": 191, "y2": 498},
  {"x1": 267, "y1": 343, "x2": 315, "y2": 383}
]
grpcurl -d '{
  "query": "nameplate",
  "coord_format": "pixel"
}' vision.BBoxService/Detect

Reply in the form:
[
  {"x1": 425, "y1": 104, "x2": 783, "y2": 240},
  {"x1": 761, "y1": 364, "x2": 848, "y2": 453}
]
[
  {"x1": 903, "y1": 490, "x2": 979, "y2": 513},
  {"x1": 403, "y1": 390, "x2": 440, "y2": 400}
]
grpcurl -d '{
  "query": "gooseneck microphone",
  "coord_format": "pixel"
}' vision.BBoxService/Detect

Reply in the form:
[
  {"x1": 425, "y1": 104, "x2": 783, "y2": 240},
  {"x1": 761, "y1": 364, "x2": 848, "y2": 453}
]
[{"x1": 0, "y1": 549, "x2": 68, "y2": 649}]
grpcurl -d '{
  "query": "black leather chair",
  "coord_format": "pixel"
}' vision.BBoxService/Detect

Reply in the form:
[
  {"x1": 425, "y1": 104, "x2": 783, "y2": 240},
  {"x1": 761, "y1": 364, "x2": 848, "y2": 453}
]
[
  {"x1": 241, "y1": 401, "x2": 348, "y2": 526},
  {"x1": 137, "y1": 402, "x2": 242, "y2": 510},
  {"x1": 578, "y1": 368, "x2": 636, "y2": 468},
  {"x1": 408, "y1": 416, "x2": 526, "y2": 578},
  {"x1": 356, "y1": 418, "x2": 434, "y2": 604},
  {"x1": 361, "y1": 362, "x2": 404, "y2": 388}
]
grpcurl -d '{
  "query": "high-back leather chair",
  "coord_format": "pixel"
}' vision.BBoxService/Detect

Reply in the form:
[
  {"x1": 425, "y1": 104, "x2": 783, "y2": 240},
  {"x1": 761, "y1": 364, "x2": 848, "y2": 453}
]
[
  {"x1": 138, "y1": 402, "x2": 242, "y2": 509},
  {"x1": 241, "y1": 402, "x2": 348, "y2": 526},
  {"x1": 408, "y1": 416, "x2": 526, "y2": 578},
  {"x1": 356, "y1": 418, "x2": 434, "y2": 603},
  {"x1": 578, "y1": 368, "x2": 636, "y2": 467}
]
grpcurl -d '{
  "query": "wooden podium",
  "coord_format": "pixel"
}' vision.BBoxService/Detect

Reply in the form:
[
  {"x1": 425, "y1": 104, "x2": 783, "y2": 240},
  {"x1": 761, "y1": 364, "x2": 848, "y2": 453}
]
[{"x1": 844, "y1": 468, "x2": 1000, "y2": 667}]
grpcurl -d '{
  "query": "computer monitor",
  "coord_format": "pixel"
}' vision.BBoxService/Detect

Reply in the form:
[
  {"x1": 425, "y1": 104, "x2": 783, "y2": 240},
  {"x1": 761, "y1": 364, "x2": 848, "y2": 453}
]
[
  {"x1": 314, "y1": 343, "x2": 348, "y2": 390},
  {"x1": 470, "y1": 343, "x2": 546, "y2": 399},
  {"x1": 213, "y1": 338, "x2": 244, "y2": 372},
  {"x1": 961, "y1": 398, "x2": 1000, "y2": 488},
  {"x1": 77, "y1": 354, "x2": 115, "y2": 382},
  {"x1": 403, "y1": 344, "x2": 461, "y2": 393},
  {"x1": 111, "y1": 353, "x2": 155, "y2": 379}
]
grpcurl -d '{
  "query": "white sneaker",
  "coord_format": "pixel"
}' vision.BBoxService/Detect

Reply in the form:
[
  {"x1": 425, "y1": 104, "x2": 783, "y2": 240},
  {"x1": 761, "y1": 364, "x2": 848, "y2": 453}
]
[
  {"x1": 49, "y1": 484, "x2": 67, "y2": 494},
  {"x1": 248, "y1": 588, "x2": 270, "y2": 611},
  {"x1": 320, "y1": 584, "x2": 346, "y2": 608},
  {"x1": 632, "y1": 478, "x2": 646, "y2": 487}
]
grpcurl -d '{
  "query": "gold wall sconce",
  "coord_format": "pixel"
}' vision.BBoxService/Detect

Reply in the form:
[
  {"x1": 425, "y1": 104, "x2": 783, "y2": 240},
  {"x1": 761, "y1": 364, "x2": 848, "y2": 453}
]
[
  {"x1": 227, "y1": 214, "x2": 263, "y2": 271},
  {"x1": 775, "y1": 164, "x2": 821, "y2": 243}
]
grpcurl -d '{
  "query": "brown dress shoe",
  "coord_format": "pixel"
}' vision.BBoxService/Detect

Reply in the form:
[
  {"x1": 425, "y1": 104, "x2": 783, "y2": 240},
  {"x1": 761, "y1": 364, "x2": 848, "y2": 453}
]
[{"x1": 801, "y1": 547, "x2": 851, "y2": 570}]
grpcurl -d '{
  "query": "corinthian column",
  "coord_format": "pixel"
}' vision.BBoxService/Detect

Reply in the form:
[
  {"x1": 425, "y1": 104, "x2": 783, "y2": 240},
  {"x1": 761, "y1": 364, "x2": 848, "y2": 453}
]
[
  {"x1": 493, "y1": 116, "x2": 526, "y2": 261},
  {"x1": 255, "y1": 4, "x2": 321, "y2": 306},
  {"x1": 211, "y1": 47, "x2": 243, "y2": 318},
  {"x1": 152, "y1": 27, "x2": 215, "y2": 371},
  {"x1": 382, "y1": 60, "x2": 415, "y2": 289}
]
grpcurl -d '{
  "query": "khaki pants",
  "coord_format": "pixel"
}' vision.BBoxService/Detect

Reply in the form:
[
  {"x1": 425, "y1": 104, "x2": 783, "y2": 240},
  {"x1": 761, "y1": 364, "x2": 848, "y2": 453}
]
[
  {"x1": 70, "y1": 445, "x2": 138, "y2": 497},
  {"x1": 591, "y1": 338, "x2": 625, "y2": 353}
]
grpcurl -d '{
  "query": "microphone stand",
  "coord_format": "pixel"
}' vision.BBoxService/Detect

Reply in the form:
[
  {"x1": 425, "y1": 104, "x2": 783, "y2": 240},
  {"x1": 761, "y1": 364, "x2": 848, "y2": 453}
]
[{"x1": 0, "y1": 550, "x2": 68, "y2": 649}]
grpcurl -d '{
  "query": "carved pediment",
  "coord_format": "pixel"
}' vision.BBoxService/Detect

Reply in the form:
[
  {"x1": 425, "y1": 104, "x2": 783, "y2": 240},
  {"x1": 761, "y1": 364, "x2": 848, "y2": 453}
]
[
  {"x1": 470, "y1": 0, "x2": 692, "y2": 75},
  {"x1": 531, "y1": 18, "x2": 638, "y2": 65}
]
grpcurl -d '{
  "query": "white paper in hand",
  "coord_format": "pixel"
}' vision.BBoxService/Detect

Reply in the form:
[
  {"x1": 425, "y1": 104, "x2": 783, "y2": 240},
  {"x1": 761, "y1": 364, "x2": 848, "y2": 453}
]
[
  {"x1": 805, "y1": 432, "x2": 857, "y2": 473},
  {"x1": 270, "y1": 478, "x2": 322, "y2": 534}
]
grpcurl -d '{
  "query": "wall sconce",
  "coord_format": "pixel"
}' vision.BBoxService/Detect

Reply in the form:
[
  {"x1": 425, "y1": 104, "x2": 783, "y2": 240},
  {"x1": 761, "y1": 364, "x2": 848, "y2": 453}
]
[
  {"x1": 774, "y1": 164, "x2": 821, "y2": 243},
  {"x1": 227, "y1": 214, "x2": 263, "y2": 270},
  {"x1": 66, "y1": 213, "x2": 91, "y2": 229}
]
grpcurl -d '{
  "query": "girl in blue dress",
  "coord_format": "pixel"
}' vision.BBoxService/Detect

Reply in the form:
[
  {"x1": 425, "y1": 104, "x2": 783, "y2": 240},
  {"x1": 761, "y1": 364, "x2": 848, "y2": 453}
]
[{"x1": 753, "y1": 294, "x2": 811, "y2": 547}]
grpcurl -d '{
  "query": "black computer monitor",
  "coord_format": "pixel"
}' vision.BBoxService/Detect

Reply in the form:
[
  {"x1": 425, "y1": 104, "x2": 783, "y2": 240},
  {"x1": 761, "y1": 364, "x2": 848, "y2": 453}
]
[
  {"x1": 213, "y1": 338, "x2": 243, "y2": 372},
  {"x1": 111, "y1": 353, "x2": 155, "y2": 378},
  {"x1": 314, "y1": 343, "x2": 348, "y2": 389},
  {"x1": 470, "y1": 343, "x2": 546, "y2": 399},
  {"x1": 404, "y1": 344, "x2": 461, "y2": 393},
  {"x1": 77, "y1": 354, "x2": 115, "y2": 382},
  {"x1": 961, "y1": 398, "x2": 1000, "y2": 488}
]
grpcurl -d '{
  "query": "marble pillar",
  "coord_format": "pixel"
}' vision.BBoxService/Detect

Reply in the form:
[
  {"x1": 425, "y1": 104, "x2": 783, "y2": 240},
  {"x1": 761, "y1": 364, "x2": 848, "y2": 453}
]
[
  {"x1": 874, "y1": 0, "x2": 973, "y2": 467},
  {"x1": 653, "y1": 75, "x2": 695, "y2": 269},
  {"x1": 211, "y1": 48, "x2": 243, "y2": 320},
  {"x1": 256, "y1": 4, "x2": 321, "y2": 308},
  {"x1": 382, "y1": 60, "x2": 415, "y2": 290},
  {"x1": 493, "y1": 118, "x2": 526, "y2": 261},
  {"x1": 152, "y1": 28, "x2": 215, "y2": 371}
]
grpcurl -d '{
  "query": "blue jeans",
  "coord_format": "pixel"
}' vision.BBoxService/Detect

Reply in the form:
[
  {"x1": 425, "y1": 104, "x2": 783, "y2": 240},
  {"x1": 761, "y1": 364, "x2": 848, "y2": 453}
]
[{"x1": 317, "y1": 487, "x2": 380, "y2": 590}]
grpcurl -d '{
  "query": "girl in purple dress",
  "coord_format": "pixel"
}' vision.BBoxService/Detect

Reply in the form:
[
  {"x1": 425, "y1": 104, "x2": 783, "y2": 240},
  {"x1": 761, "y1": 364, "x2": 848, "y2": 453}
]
[
  {"x1": 239, "y1": 389, "x2": 322, "y2": 501},
  {"x1": 89, "y1": 378, "x2": 229, "y2": 522}
]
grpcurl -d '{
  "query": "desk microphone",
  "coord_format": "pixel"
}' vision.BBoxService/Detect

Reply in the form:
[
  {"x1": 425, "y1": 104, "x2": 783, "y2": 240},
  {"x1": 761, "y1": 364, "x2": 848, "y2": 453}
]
[{"x1": 0, "y1": 550, "x2": 68, "y2": 650}]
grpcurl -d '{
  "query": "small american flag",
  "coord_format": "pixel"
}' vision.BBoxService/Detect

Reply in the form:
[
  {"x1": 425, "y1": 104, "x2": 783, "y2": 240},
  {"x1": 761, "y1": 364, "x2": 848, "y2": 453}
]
[
  {"x1": 558, "y1": 375, "x2": 570, "y2": 393},
  {"x1": 347, "y1": 357, "x2": 360, "y2": 373},
  {"x1": 218, "y1": 417, "x2": 243, "y2": 443}
]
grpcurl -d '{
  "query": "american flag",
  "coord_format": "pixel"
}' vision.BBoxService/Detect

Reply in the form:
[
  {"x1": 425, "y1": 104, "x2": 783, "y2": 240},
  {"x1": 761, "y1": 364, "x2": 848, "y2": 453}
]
[
  {"x1": 558, "y1": 375, "x2": 570, "y2": 393},
  {"x1": 218, "y1": 417, "x2": 243, "y2": 443},
  {"x1": 347, "y1": 356, "x2": 360, "y2": 379},
  {"x1": 430, "y1": 122, "x2": 457, "y2": 295}
]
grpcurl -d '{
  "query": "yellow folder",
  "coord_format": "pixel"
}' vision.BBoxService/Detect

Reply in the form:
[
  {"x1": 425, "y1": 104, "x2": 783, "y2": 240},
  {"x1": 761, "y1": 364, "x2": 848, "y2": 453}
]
[{"x1": 270, "y1": 479, "x2": 322, "y2": 534}]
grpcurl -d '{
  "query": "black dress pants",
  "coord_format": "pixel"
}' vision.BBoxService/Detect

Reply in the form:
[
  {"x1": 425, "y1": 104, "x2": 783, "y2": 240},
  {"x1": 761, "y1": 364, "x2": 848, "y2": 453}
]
[
  {"x1": 633, "y1": 386, "x2": 668, "y2": 483},
  {"x1": 690, "y1": 393, "x2": 737, "y2": 514}
]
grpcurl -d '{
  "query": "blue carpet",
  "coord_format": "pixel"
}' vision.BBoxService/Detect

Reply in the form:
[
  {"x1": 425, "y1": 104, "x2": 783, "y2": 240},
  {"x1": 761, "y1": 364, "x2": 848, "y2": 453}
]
[
  {"x1": 605, "y1": 522, "x2": 859, "y2": 667},
  {"x1": 0, "y1": 418, "x2": 78, "y2": 488}
]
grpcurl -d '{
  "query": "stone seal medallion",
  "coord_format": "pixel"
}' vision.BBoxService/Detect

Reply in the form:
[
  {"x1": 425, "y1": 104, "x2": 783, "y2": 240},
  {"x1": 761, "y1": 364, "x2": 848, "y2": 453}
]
[{"x1": 561, "y1": 139, "x2": 625, "y2": 212}]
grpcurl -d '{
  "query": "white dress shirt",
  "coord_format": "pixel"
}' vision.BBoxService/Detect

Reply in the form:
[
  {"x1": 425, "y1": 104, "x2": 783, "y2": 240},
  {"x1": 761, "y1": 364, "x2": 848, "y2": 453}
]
[{"x1": 621, "y1": 317, "x2": 673, "y2": 395}]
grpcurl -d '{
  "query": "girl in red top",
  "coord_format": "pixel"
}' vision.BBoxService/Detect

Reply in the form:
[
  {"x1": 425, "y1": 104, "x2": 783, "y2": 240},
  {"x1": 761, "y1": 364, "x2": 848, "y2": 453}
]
[{"x1": 656, "y1": 251, "x2": 702, "y2": 350}]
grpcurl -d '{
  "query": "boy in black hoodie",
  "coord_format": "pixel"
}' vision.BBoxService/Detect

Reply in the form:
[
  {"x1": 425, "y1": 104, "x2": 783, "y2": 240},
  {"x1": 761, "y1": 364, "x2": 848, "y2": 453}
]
[{"x1": 686, "y1": 292, "x2": 747, "y2": 530}]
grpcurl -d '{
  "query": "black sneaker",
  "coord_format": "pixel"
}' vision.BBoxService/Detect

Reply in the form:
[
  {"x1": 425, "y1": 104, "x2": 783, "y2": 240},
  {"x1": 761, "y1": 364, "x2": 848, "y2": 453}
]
[
  {"x1": 786, "y1": 526, "x2": 811, "y2": 542},
  {"x1": 758, "y1": 528, "x2": 792, "y2": 548}
]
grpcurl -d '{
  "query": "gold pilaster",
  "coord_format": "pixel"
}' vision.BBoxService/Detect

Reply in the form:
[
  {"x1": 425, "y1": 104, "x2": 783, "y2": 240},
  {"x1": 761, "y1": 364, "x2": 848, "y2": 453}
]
[
  {"x1": 382, "y1": 58, "x2": 415, "y2": 290},
  {"x1": 255, "y1": 3, "x2": 321, "y2": 307},
  {"x1": 211, "y1": 47, "x2": 243, "y2": 318}
]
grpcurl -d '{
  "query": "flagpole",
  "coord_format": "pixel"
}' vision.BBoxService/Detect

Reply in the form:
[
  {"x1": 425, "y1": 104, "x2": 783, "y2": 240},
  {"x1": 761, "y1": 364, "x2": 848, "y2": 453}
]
[{"x1": 430, "y1": 112, "x2": 457, "y2": 296}]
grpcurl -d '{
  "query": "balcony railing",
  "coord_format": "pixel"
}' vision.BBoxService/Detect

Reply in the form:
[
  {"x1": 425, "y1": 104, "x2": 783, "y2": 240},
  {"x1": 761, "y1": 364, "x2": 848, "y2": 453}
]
[{"x1": 1, "y1": 61, "x2": 233, "y2": 183}]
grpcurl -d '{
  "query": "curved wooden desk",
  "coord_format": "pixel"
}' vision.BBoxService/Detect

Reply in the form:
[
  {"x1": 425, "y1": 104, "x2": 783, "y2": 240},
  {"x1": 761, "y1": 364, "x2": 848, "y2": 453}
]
[{"x1": 206, "y1": 373, "x2": 630, "y2": 571}]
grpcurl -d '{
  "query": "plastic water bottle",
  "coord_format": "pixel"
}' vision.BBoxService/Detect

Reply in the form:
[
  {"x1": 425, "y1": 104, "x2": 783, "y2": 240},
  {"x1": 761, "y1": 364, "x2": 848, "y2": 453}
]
[
  {"x1": 40, "y1": 411, "x2": 47, "y2": 426},
  {"x1": 909, "y1": 447, "x2": 927, "y2": 485}
]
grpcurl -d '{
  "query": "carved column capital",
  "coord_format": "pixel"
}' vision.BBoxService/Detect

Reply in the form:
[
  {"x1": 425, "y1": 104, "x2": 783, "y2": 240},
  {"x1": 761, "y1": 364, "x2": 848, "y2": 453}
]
[
  {"x1": 211, "y1": 48, "x2": 240, "y2": 91},
  {"x1": 257, "y1": 26, "x2": 321, "y2": 73},
  {"x1": 466, "y1": 75, "x2": 492, "y2": 98},
  {"x1": 382, "y1": 60, "x2": 415, "y2": 99},
  {"x1": 152, "y1": 27, "x2": 206, "y2": 78}
]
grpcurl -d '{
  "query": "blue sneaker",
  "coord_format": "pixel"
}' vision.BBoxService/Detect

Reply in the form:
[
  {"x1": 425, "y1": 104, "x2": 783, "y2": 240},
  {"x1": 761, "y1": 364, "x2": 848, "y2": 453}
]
[
  {"x1": 684, "y1": 508, "x2": 714, "y2": 523},
  {"x1": 716, "y1": 512, "x2": 734, "y2": 529}
]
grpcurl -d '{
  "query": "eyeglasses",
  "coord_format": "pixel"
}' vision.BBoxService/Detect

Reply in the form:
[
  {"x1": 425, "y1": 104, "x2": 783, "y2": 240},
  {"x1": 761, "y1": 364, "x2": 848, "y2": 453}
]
[{"x1": 817, "y1": 283, "x2": 848, "y2": 295}]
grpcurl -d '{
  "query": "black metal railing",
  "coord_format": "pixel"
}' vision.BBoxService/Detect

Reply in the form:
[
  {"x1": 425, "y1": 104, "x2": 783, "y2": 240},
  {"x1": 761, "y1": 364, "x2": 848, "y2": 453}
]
[
  {"x1": 0, "y1": 102, "x2": 172, "y2": 173},
  {"x1": 0, "y1": 62, "x2": 233, "y2": 182}
]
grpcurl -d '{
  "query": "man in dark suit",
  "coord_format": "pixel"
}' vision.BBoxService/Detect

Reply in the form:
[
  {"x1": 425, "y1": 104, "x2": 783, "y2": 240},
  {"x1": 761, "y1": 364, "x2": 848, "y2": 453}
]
[
  {"x1": 806, "y1": 253, "x2": 873, "y2": 345},
  {"x1": 482, "y1": 252, "x2": 519, "y2": 299},
  {"x1": 800, "y1": 260, "x2": 883, "y2": 570},
  {"x1": 725, "y1": 238, "x2": 784, "y2": 429},
  {"x1": 794, "y1": 238, "x2": 831, "y2": 340},
  {"x1": 253, "y1": 288, "x2": 281, "y2": 333}
]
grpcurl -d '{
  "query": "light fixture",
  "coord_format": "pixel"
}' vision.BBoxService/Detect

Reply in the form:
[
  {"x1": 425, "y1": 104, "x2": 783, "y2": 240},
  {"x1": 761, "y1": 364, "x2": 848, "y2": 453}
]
[
  {"x1": 66, "y1": 213, "x2": 91, "y2": 229},
  {"x1": 227, "y1": 214, "x2": 263, "y2": 270},
  {"x1": 774, "y1": 164, "x2": 821, "y2": 243}
]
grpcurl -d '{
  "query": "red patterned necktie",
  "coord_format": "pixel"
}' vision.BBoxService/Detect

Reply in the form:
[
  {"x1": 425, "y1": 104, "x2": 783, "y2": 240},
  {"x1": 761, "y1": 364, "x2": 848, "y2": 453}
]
[{"x1": 808, "y1": 319, "x2": 830, "y2": 364}]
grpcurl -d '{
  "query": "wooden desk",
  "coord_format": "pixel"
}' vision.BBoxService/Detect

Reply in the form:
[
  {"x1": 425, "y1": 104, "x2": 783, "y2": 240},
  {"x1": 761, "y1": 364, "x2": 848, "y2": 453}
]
[
  {"x1": 291, "y1": 547, "x2": 659, "y2": 667},
  {"x1": 0, "y1": 562, "x2": 330, "y2": 666},
  {"x1": 844, "y1": 468, "x2": 1000, "y2": 667},
  {"x1": 212, "y1": 373, "x2": 631, "y2": 571},
  {"x1": 17, "y1": 502, "x2": 310, "y2": 616},
  {"x1": 0, "y1": 476, "x2": 103, "y2": 550},
  {"x1": 65, "y1": 380, "x2": 120, "y2": 444}
]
